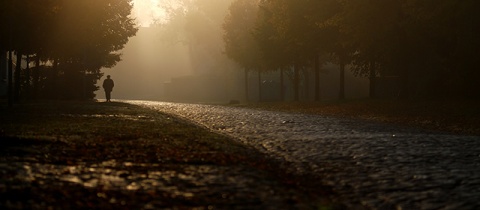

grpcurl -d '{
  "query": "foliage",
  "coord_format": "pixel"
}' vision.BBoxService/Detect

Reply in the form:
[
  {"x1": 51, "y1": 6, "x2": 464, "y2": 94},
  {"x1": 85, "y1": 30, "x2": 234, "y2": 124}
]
[
  {"x1": 0, "y1": 0, "x2": 138, "y2": 100},
  {"x1": 222, "y1": 0, "x2": 480, "y2": 99},
  {"x1": 156, "y1": 0, "x2": 235, "y2": 74},
  {"x1": 223, "y1": 0, "x2": 261, "y2": 70}
]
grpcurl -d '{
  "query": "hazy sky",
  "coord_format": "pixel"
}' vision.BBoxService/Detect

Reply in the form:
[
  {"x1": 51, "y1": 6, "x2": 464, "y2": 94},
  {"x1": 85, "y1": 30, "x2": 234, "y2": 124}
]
[
  {"x1": 96, "y1": 26, "x2": 193, "y2": 100},
  {"x1": 96, "y1": 1, "x2": 181, "y2": 100},
  {"x1": 95, "y1": 0, "x2": 250, "y2": 102},
  {"x1": 95, "y1": 0, "x2": 368, "y2": 102},
  {"x1": 131, "y1": 0, "x2": 167, "y2": 27}
]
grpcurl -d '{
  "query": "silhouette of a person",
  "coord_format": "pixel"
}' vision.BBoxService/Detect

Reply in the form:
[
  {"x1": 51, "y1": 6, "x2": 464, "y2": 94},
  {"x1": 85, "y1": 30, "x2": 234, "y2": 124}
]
[{"x1": 102, "y1": 75, "x2": 114, "y2": 102}]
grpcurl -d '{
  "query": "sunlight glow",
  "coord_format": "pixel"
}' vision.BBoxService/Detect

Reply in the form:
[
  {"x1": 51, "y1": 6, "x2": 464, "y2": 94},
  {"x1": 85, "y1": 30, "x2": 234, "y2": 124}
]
[{"x1": 131, "y1": 0, "x2": 168, "y2": 27}]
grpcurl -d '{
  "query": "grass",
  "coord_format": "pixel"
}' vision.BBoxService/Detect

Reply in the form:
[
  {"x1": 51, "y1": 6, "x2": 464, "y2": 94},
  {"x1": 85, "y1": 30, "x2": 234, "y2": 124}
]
[
  {"x1": 0, "y1": 100, "x2": 337, "y2": 209},
  {"x1": 0, "y1": 101, "x2": 262, "y2": 166}
]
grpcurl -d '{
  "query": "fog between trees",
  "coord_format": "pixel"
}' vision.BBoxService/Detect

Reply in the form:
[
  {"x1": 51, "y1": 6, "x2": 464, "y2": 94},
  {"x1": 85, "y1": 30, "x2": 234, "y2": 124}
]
[
  {"x1": 3, "y1": 0, "x2": 478, "y2": 104},
  {"x1": 98, "y1": 0, "x2": 245, "y2": 102},
  {"x1": 98, "y1": 0, "x2": 369, "y2": 103},
  {"x1": 100, "y1": 0, "x2": 480, "y2": 102}
]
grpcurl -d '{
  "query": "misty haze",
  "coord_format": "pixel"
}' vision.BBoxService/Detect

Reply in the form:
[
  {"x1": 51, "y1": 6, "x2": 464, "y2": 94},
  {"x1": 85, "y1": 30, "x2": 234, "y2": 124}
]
[
  {"x1": 2, "y1": 0, "x2": 480, "y2": 209},
  {"x1": 96, "y1": 26, "x2": 368, "y2": 103},
  {"x1": 94, "y1": 0, "x2": 369, "y2": 104}
]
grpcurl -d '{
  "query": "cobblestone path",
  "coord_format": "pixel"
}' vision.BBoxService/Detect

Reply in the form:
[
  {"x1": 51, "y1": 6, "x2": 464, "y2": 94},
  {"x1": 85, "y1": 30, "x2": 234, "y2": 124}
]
[{"x1": 129, "y1": 100, "x2": 480, "y2": 210}]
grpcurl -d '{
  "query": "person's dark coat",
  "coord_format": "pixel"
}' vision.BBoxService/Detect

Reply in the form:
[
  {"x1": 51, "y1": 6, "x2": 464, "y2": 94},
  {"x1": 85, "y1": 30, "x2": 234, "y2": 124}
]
[{"x1": 103, "y1": 78, "x2": 114, "y2": 92}]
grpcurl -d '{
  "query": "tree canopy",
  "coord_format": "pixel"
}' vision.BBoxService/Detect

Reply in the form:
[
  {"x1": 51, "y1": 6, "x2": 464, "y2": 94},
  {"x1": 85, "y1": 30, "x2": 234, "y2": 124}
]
[
  {"x1": 223, "y1": 0, "x2": 480, "y2": 99},
  {"x1": 157, "y1": 0, "x2": 234, "y2": 74},
  {"x1": 223, "y1": 0, "x2": 261, "y2": 70},
  {"x1": 1, "y1": 0, "x2": 137, "y2": 100}
]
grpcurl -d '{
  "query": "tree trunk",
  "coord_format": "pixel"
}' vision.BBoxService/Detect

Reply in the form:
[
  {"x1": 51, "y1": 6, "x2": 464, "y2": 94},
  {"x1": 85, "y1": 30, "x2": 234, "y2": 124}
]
[
  {"x1": 8, "y1": 51, "x2": 13, "y2": 107},
  {"x1": 339, "y1": 58, "x2": 345, "y2": 100},
  {"x1": 244, "y1": 68, "x2": 249, "y2": 102},
  {"x1": 280, "y1": 68, "x2": 284, "y2": 101},
  {"x1": 369, "y1": 60, "x2": 376, "y2": 98},
  {"x1": 52, "y1": 58, "x2": 59, "y2": 99},
  {"x1": 314, "y1": 54, "x2": 320, "y2": 101},
  {"x1": 25, "y1": 54, "x2": 30, "y2": 100},
  {"x1": 1, "y1": 51, "x2": 6, "y2": 102},
  {"x1": 399, "y1": 64, "x2": 409, "y2": 98},
  {"x1": 294, "y1": 64, "x2": 299, "y2": 101},
  {"x1": 0, "y1": 50, "x2": 5, "y2": 81},
  {"x1": 258, "y1": 70, "x2": 262, "y2": 102},
  {"x1": 33, "y1": 54, "x2": 40, "y2": 99},
  {"x1": 14, "y1": 52, "x2": 22, "y2": 102}
]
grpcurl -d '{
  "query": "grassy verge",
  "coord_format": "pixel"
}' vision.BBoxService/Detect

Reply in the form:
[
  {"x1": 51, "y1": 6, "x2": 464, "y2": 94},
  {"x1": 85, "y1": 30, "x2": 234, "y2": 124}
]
[
  {"x1": 1, "y1": 101, "x2": 255, "y2": 165},
  {"x1": 0, "y1": 101, "x2": 335, "y2": 209},
  {"x1": 237, "y1": 98, "x2": 480, "y2": 135}
]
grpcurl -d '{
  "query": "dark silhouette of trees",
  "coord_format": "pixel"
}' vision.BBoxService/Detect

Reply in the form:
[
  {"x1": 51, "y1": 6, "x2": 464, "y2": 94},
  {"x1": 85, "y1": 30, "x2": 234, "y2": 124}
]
[
  {"x1": 255, "y1": 0, "x2": 306, "y2": 101},
  {"x1": 223, "y1": 0, "x2": 261, "y2": 102},
  {"x1": 223, "y1": 0, "x2": 480, "y2": 100},
  {"x1": 335, "y1": 0, "x2": 480, "y2": 98},
  {"x1": 159, "y1": 0, "x2": 233, "y2": 74},
  {"x1": 1, "y1": 0, "x2": 137, "y2": 103},
  {"x1": 228, "y1": 0, "x2": 347, "y2": 101}
]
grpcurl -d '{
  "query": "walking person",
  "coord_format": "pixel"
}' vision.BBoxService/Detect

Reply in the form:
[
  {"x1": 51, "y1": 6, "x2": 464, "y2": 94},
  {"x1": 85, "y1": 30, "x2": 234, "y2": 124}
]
[{"x1": 102, "y1": 75, "x2": 114, "y2": 102}]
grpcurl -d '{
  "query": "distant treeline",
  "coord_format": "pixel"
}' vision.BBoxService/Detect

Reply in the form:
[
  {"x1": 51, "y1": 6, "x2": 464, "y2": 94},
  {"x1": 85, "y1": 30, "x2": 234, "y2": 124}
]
[
  {"x1": 223, "y1": 0, "x2": 480, "y2": 99},
  {"x1": 0, "y1": 0, "x2": 137, "y2": 103}
]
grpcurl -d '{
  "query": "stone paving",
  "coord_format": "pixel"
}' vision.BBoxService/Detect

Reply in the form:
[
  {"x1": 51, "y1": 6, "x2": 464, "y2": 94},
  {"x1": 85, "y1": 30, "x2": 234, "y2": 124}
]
[{"x1": 129, "y1": 100, "x2": 480, "y2": 210}]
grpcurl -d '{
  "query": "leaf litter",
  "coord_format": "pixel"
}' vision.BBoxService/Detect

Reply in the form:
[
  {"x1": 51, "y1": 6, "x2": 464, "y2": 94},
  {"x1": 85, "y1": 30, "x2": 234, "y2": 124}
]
[{"x1": 0, "y1": 101, "x2": 336, "y2": 210}]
